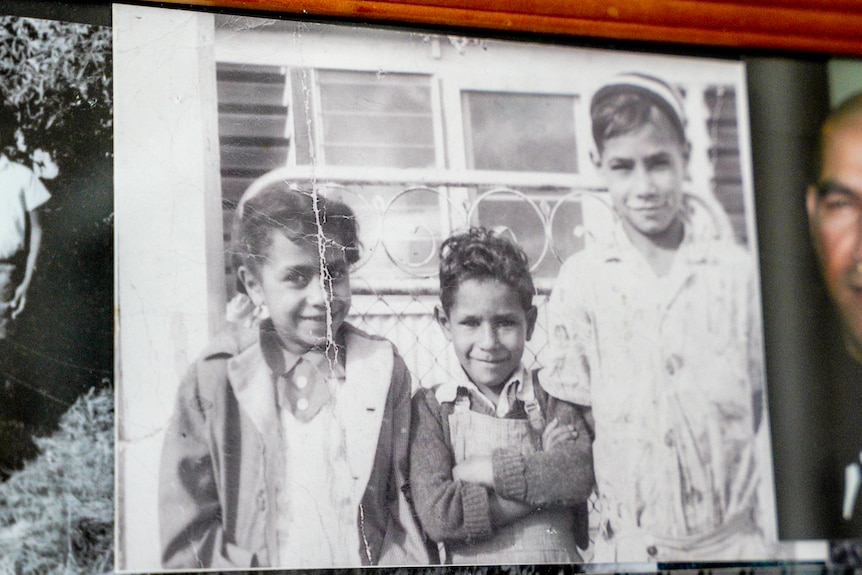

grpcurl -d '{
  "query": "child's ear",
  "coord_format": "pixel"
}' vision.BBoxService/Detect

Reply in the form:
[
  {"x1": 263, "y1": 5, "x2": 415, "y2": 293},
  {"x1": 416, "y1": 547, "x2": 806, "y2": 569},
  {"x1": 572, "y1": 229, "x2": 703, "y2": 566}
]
[
  {"x1": 678, "y1": 140, "x2": 692, "y2": 182},
  {"x1": 434, "y1": 305, "x2": 453, "y2": 340},
  {"x1": 525, "y1": 305, "x2": 538, "y2": 341},
  {"x1": 682, "y1": 139, "x2": 692, "y2": 168},
  {"x1": 238, "y1": 266, "x2": 264, "y2": 307},
  {"x1": 590, "y1": 148, "x2": 602, "y2": 170}
]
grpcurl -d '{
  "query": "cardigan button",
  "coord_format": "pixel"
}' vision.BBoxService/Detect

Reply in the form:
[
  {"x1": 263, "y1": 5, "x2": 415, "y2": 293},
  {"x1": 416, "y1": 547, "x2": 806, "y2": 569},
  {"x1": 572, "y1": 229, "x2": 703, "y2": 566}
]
[
  {"x1": 646, "y1": 545, "x2": 658, "y2": 557},
  {"x1": 256, "y1": 490, "x2": 266, "y2": 510}
]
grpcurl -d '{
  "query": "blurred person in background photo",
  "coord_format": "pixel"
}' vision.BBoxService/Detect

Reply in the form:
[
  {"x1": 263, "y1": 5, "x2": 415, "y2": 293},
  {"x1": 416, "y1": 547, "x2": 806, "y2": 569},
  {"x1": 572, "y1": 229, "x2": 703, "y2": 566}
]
[{"x1": 0, "y1": 104, "x2": 49, "y2": 341}]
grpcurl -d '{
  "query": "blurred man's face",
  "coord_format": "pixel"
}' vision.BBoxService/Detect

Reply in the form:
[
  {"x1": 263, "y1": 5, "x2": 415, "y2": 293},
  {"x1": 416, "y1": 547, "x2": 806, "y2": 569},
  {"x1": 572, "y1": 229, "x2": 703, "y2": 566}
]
[{"x1": 807, "y1": 117, "x2": 862, "y2": 362}]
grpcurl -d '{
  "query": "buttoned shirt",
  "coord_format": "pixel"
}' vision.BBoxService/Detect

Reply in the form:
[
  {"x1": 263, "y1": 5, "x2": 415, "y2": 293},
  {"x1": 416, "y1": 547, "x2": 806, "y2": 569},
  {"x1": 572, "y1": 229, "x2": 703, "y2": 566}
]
[
  {"x1": 0, "y1": 155, "x2": 50, "y2": 260},
  {"x1": 261, "y1": 330, "x2": 360, "y2": 567},
  {"x1": 544, "y1": 220, "x2": 765, "y2": 560}
]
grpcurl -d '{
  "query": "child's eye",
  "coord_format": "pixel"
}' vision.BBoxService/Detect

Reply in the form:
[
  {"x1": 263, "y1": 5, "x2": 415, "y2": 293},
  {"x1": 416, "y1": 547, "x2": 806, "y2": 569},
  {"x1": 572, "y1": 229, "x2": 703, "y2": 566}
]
[
  {"x1": 459, "y1": 318, "x2": 481, "y2": 327},
  {"x1": 283, "y1": 271, "x2": 312, "y2": 286},
  {"x1": 608, "y1": 160, "x2": 633, "y2": 172},
  {"x1": 327, "y1": 265, "x2": 348, "y2": 280},
  {"x1": 645, "y1": 155, "x2": 673, "y2": 171}
]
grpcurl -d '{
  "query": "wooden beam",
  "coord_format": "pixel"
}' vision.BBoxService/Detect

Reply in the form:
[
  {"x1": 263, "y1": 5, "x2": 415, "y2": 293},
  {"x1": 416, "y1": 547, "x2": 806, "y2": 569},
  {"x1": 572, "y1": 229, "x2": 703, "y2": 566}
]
[{"x1": 139, "y1": 0, "x2": 862, "y2": 55}]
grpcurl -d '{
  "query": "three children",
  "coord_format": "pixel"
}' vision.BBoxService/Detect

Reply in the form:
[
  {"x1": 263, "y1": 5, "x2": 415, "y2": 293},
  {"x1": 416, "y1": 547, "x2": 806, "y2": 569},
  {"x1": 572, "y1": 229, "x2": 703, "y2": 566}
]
[{"x1": 159, "y1": 71, "x2": 768, "y2": 568}]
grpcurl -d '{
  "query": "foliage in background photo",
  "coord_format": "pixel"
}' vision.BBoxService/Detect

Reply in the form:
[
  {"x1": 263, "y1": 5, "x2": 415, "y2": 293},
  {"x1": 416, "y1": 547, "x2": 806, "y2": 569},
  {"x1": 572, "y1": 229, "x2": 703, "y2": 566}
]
[
  {"x1": 0, "y1": 389, "x2": 113, "y2": 574},
  {"x1": 0, "y1": 16, "x2": 112, "y2": 171},
  {"x1": 0, "y1": 13, "x2": 112, "y2": 435},
  {"x1": 0, "y1": 14, "x2": 113, "y2": 575}
]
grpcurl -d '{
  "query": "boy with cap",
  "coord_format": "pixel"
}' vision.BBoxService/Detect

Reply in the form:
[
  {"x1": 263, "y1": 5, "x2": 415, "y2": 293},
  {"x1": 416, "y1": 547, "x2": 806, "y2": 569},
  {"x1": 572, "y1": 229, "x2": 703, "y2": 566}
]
[{"x1": 544, "y1": 73, "x2": 768, "y2": 562}]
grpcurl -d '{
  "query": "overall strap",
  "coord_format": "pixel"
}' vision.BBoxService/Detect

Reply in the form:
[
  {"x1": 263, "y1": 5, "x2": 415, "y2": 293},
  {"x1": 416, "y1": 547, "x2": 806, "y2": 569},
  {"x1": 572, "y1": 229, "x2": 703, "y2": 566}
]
[
  {"x1": 438, "y1": 398, "x2": 455, "y2": 451},
  {"x1": 531, "y1": 368, "x2": 551, "y2": 416},
  {"x1": 524, "y1": 369, "x2": 549, "y2": 443}
]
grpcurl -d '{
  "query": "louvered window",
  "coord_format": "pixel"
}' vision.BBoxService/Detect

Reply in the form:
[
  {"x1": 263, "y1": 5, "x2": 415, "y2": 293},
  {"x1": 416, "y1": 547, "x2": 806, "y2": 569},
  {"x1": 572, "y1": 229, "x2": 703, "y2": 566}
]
[
  {"x1": 295, "y1": 69, "x2": 438, "y2": 169},
  {"x1": 217, "y1": 64, "x2": 289, "y2": 209}
]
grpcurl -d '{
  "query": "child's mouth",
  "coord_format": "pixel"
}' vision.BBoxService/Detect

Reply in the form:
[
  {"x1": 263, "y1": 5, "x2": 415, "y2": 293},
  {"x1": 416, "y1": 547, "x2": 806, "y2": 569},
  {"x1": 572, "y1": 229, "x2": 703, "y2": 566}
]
[
  {"x1": 628, "y1": 202, "x2": 668, "y2": 211},
  {"x1": 472, "y1": 356, "x2": 507, "y2": 364}
]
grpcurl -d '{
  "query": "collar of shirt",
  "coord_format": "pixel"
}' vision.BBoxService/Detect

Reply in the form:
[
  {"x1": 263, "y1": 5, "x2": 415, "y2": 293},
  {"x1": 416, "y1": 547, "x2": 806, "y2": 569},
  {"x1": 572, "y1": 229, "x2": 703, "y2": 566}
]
[
  {"x1": 259, "y1": 319, "x2": 346, "y2": 374},
  {"x1": 435, "y1": 361, "x2": 533, "y2": 418},
  {"x1": 258, "y1": 320, "x2": 346, "y2": 411}
]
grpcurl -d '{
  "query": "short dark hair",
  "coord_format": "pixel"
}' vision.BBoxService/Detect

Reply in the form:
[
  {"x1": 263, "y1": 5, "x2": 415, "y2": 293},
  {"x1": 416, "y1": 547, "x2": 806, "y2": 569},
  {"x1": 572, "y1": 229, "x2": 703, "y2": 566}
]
[
  {"x1": 591, "y1": 74, "x2": 686, "y2": 154},
  {"x1": 438, "y1": 227, "x2": 535, "y2": 314},
  {"x1": 815, "y1": 91, "x2": 862, "y2": 182},
  {"x1": 233, "y1": 183, "x2": 360, "y2": 289}
]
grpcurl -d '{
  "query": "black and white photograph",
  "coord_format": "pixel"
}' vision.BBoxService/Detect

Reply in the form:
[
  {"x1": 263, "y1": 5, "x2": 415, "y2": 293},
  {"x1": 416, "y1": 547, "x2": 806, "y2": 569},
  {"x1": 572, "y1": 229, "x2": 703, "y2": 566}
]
[
  {"x1": 115, "y1": 3, "x2": 779, "y2": 571},
  {"x1": 0, "y1": 5, "x2": 113, "y2": 574}
]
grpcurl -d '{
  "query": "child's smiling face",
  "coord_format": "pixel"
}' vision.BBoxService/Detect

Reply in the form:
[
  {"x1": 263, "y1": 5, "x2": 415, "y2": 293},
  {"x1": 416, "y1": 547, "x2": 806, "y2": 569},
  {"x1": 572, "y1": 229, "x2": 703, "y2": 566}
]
[
  {"x1": 240, "y1": 230, "x2": 351, "y2": 354},
  {"x1": 597, "y1": 110, "x2": 687, "y2": 243},
  {"x1": 437, "y1": 278, "x2": 536, "y2": 392}
]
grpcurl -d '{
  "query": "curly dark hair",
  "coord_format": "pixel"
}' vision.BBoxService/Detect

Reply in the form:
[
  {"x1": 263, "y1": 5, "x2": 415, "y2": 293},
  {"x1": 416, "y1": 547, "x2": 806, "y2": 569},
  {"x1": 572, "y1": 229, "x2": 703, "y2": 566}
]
[
  {"x1": 233, "y1": 183, "x2": 360, "y2": 290},
  {"x1": 438, "y1": 227, "x2": 535, "y2": 313}
]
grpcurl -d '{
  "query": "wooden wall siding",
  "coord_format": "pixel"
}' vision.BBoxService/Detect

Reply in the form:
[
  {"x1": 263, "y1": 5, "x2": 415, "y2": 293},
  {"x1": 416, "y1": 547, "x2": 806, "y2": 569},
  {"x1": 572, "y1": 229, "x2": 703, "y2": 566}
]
[
  {"x1": 705, "y1": 86, "x2": 747, "y2": 244},
  {"x1": 216, "y1": 63, "x2": 289, "y2": 210},
  {"x1": 146, "y1": 0, "x2": 862, "y2": 56}
]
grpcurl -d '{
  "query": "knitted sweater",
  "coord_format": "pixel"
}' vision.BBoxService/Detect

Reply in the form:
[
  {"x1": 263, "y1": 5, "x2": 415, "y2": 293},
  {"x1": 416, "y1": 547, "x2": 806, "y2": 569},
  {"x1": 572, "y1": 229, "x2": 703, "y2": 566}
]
[{"x1": 408, "y1": 371, "x2": 594, "y2": 548}]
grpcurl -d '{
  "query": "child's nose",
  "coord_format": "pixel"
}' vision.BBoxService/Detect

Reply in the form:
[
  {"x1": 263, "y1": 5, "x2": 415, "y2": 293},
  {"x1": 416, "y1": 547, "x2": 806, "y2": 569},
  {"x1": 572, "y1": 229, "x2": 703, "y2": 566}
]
[
  {"x1": 304, "y1": 274, "x2": 330, "y2": 305},
  {"x1": 632, "y1": 164, "x2": 657, "y2": 196},
  {"x1": 478, "y1": 323, "x2": 498, "y2": 348}
]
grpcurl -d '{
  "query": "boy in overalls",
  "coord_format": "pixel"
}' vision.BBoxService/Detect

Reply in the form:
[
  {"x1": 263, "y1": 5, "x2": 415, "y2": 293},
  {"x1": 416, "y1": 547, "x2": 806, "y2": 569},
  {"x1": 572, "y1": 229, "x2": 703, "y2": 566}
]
[{"x1": 409, "y1": 227, "x2": 594, "y2": 564}]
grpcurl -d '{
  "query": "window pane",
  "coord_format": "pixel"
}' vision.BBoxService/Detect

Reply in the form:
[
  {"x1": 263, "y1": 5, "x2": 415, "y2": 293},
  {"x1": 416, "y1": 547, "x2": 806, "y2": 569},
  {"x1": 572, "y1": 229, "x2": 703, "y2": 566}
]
[
  {"x1": 464, "y1": 91, "x2": 578, "y2": 173},
  {"x1": 316, "y1": 70, "x2": 436, "y2": 168}
]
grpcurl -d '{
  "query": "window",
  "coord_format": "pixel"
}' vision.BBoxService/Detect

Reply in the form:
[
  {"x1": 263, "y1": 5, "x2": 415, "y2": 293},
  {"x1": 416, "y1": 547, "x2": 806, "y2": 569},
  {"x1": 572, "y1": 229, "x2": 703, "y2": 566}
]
[
  {"x1": 293, "y1": 69, "x2": 439, "y2": 169},
  {"x1": 216, "y1": 64, "x2": 289, "y2": 208},
  {"x1": 463, "y1": 91, "x2": 579, "y2": 173},
  {"x1": 214, "y1": 60, "x2": 741, "y2": 293}
]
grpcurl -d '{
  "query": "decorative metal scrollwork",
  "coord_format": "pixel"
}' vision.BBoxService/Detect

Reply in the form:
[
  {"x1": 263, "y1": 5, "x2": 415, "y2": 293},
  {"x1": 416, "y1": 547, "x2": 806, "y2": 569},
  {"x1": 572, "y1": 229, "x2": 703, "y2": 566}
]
[{"x1": 236, "y1": 168, "x2": 733, "y2": 283}]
